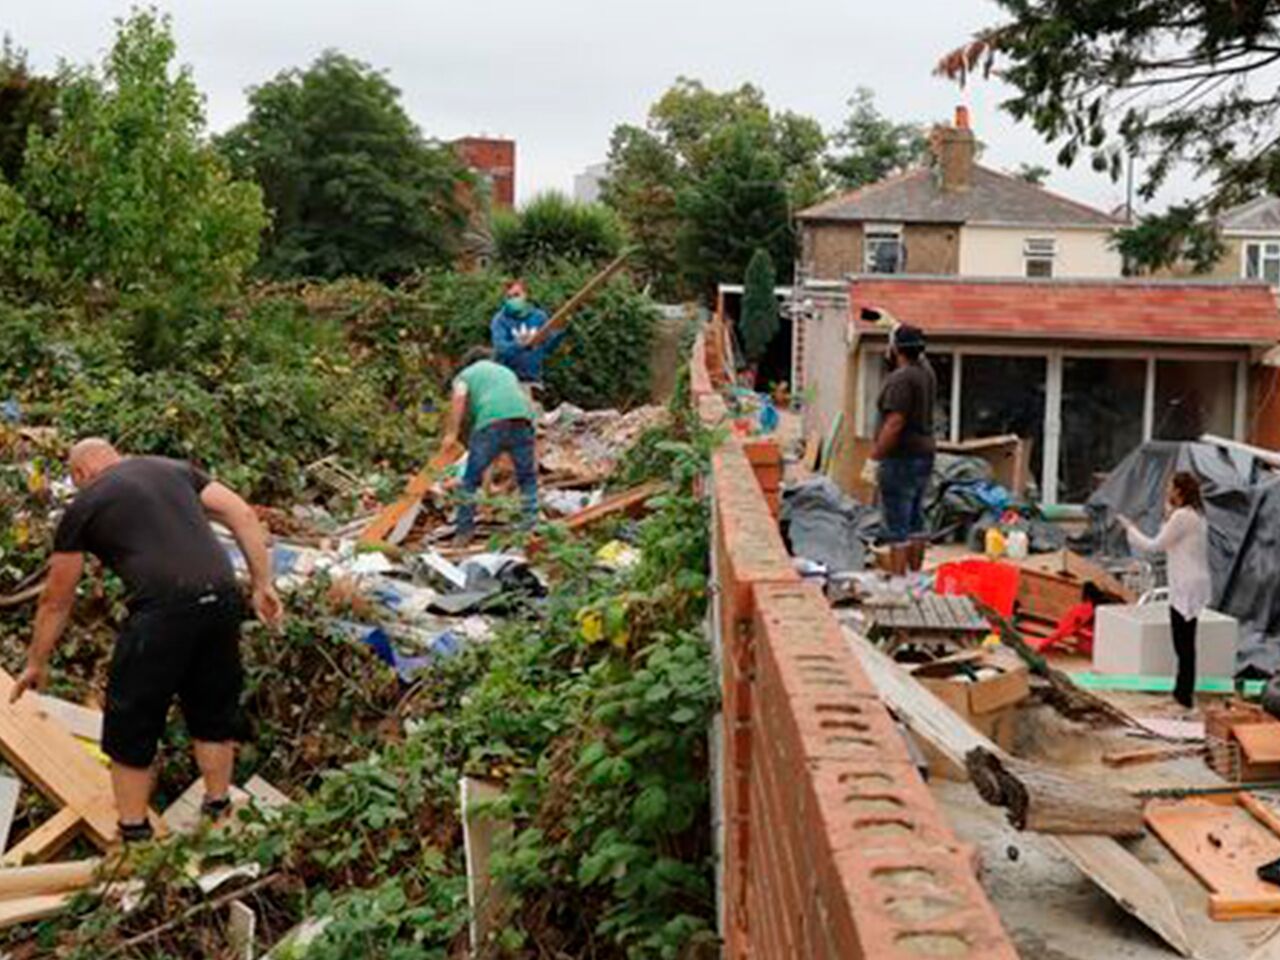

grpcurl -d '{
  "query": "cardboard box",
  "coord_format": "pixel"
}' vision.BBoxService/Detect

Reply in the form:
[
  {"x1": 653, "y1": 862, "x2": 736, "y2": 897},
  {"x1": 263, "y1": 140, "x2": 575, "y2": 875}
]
[{"x1": 910, "y1": 651, "x2": 1030, "y2": 781}]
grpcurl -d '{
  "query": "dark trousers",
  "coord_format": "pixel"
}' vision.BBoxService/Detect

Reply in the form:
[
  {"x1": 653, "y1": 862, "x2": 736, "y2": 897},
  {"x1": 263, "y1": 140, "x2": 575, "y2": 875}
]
[
  {"x1": 1170, "y1": 607, "x2": 1198, "y2": 709},
  {"x1": 456, "y1": 419, "x2": 538, "y2": 536}
]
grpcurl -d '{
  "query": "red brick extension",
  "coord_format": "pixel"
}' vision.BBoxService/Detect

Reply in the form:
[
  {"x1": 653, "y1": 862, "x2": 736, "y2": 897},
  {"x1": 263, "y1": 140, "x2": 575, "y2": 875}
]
[{"x1": 693, "y1": 329, "x2": 1017, "y2": 959}]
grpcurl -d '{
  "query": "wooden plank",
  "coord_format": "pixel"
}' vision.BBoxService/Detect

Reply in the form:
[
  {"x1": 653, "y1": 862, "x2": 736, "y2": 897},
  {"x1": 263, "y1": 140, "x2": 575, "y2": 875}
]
[
  {"x1": 0, "y1": 892, "x2": 72, "y2": 930},
  {"x1": 2, "y1": 808, "x2": 82, "y2": 866},
  {"x1": 227, "y1": 899, "x2": 256, "y2": 960},
  {"x1": 1146, "y1": 796, "x2": 1280, "y2": 920},
  {"x1": 244, "y1": 776, "x2": 291, "y2": 811},
  {"x1": 462, "y1": 776, "x2": 513, "y2": 951},
  {"x1": 162, "y1": 781, "x2": 250, "y2": 836},
  {"x1": 561, "y1": 481, "x2": 666, "y2": 534},
  {"x1": 0, "y1": 668, "x2": 123, "y2": 847},
  {"x1": 0, "y1": 858, "x2": 102, "y2": 899},
  {"x1": 0, "y1": 776, "x2": 19, "y2": 853},
  {"x1": 359, "y1": 445, "x2": 462, "y2": 545},
  {"x1": 847, "y1": 628, "x2": 1194, "y2": 957},
  {"x1": 1102, "y1": 744, "x2": 1207, "y2": 768}
]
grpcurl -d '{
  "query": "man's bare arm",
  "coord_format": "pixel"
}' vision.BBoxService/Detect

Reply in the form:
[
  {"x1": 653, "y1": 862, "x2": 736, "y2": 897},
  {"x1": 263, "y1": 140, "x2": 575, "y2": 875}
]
[
  {"x1": 872, "y1": 412, "x2": 906, "y2": 461},
  {"x1": 443, "y1": 382, "x2": 469, "y2": 447},
  {"x1": 201, "y1": 481, "x2": 283, "y2": 625},
  {"x1": 11, "y1": 552, "x2": 84, "y2": 702}
]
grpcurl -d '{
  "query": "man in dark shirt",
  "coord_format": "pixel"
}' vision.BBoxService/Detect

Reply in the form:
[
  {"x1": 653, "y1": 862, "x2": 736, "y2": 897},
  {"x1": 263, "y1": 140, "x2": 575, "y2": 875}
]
[
  {"x1": 870, "y1": 325, "x2": 937, "y2": 575},
  {"x1": 10, "y1": 438, "x2": 282, "y2": 841}
]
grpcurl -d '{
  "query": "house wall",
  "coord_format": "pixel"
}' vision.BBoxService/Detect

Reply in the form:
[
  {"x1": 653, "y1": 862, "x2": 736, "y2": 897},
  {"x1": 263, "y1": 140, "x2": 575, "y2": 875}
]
[
  {"x1": 802, "y1": 223, "x2": 862, "y2": 281},
  {"x1": 957, "y1": 225, "x2": 1121, "y2": 278},
  {"x1": 801, "y1": 222, "x2": 960, "y2": 280},
  {"x1": 799, "y1": 294, "x2": 852, "y2": 442}
]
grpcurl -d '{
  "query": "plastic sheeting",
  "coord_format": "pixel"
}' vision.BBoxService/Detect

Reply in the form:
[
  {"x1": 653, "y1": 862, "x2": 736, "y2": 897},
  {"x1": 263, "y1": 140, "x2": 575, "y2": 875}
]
[
  {"x1": 780, "y1": 477, "x2": 874, "y2": 573},
  {"x1": 1087, "y1": 441, "x2": 1280, "y2": 674}
]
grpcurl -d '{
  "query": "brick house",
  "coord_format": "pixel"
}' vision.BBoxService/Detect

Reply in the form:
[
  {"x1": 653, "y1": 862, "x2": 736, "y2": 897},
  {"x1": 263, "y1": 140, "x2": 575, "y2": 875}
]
[{"x1": 796, "y1": 108, "x2": 1123, "y2": 283}]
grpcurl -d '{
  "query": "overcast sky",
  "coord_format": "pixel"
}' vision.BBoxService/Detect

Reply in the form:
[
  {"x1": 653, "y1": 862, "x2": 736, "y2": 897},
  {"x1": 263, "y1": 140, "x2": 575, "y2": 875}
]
[{"x1": 7, "y1": 1, "x2": 1194, "y2": 213}]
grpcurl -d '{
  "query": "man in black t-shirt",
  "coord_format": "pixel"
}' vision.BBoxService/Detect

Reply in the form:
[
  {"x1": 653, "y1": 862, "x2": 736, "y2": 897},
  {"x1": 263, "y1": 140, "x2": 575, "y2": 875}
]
[
  {"x1": 870, "y1": 325, "x2": 937, "y2": 576},
  {"x1": 10, "y1": 438, "x2": 282, "y2": 842}
]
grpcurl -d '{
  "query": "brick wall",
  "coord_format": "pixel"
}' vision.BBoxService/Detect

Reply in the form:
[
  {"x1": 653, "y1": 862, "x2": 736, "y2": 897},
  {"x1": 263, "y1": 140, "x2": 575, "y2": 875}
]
[
  {"x1": 453, "y1": 137, "x2": 516, "y2": 209},
  {"x1": 693, "y1": 330, "x2": 1016, "y2": 959}
]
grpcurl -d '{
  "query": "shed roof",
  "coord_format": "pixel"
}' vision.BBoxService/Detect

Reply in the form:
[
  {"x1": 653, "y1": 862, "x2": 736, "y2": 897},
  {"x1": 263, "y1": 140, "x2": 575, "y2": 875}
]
[{"x1": 848, "y1": 275, "x2": 1280, "y2": 347}]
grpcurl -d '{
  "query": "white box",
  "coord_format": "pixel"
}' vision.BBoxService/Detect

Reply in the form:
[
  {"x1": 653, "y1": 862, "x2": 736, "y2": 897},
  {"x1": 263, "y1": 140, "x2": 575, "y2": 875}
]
[{"x1": 1093, "y1": 602, "x2": 1239, "y2": 679}]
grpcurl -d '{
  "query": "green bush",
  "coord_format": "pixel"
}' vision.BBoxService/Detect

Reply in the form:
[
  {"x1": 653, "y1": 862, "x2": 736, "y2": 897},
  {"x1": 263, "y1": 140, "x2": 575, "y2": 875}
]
[{"x1": 492, "y1": 191, "x2": 624, "y2": 274}]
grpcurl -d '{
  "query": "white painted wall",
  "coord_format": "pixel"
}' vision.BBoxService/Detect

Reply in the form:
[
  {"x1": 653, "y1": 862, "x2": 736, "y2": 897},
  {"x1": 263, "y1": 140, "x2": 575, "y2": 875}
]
[
  {"x1": 958, "y1": 225, "x2": 1122, "y2": 278},
  {"x1": 798, "y1": 293, "x2": 851, "y2": 443}
]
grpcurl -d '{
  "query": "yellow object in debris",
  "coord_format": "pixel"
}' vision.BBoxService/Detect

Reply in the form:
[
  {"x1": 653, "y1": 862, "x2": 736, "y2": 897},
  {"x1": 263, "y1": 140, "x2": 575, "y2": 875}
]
[
  {"x1": 981, "y1": 633, "x2": 1002, "y2": 647},
  {"x1": 596, "y1": 540, "x2": 641, "y2": 571},
  {"x1": 577, "y1": 601, "x2": 630, "y2": 650},
  {"x1": 984, "y1": 527, "x2": 1006, "y2": 558},
  {"x1": 26, "y1": 462, "x2": 45, "y2": 495}
]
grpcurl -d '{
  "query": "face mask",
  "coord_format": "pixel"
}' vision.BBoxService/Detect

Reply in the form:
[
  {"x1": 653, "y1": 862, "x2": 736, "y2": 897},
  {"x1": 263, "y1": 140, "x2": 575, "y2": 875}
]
[{"x1": 505, "y1": 296, "x2": 529, "y2": 316}]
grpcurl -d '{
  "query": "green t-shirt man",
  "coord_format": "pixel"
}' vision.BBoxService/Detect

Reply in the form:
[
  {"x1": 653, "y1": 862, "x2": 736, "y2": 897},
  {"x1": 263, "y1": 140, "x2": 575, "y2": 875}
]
[{"x1": 454, "y1": 359, "x2": 534, "y2": 431}]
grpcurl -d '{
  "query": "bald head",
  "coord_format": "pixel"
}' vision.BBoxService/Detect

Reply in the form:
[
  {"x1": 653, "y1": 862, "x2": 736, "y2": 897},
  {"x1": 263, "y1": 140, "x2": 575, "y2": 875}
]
[{"x1": 69, "y1": 438, "x2": 122, "y2": 488}]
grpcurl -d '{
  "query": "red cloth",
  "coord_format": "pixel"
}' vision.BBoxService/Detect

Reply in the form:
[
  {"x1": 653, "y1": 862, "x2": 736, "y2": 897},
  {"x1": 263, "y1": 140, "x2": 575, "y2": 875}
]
[{"x1": 1027, "y1": 601, "x2": 1096, "y2": 656}]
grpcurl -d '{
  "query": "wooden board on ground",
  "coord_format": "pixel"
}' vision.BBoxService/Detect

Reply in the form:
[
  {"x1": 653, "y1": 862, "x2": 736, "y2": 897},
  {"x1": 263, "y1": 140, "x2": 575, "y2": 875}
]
[
  {"x1": 1014, "y1": 550, "x2": 1136, "y2": 622},
  {"x1": 2, "y1": 808, "x2": 82, "y2": 866},
  {"x1": 561, "y1": 481, "x2": 666, "y2": 534},
  {"x1": 846, "y1": 628, "x2": 1193, "y2": 957},
  {"x1": 1102, "y1": 744, "x2": 1207, "y2": 768},
  {"x1": 0, "y1": 667, "x2": 141, "y2": 852},
  {"x1": 359, "y1": 444, "x2": 462, "y2": 546},
  {"x1": 162, "y1": 781, "x2": 251, "y2": 836},
  {"x1": 1146, "y1": 794, "x2": 1280, "y2": 920},
  {"x1": 0, "y1": 858, "x2": 101, "y2": 899},
  {"x1": 0, "y1": 892, "x2": 73, "y2": 929}
]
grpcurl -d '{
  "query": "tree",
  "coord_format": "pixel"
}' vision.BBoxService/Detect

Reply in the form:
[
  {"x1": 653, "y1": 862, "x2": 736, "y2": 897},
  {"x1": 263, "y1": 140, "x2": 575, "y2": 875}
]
[
  {"x1": 0, "y1": 38, "x2": 57, "y2": 185},
  {"x1": 218, "y1": 51, "x2": 467, "y2": 282},
  {"x1": 938, "y1": 1, "x2": 1280, "y2": 269},
  {"x1": 739, "y1": 249, "x2": 779, "y2": 366},
  {"x1": 491, "y1": 191, "x2": 623, "y2": 274},
  {"x1": 1113, "y1": 203, "x2": 1226, "y2": 274},
  {"x1": 603, "y1": 77, "x2": 826, "y2": 299},
  {"x1": 1012, "y1": 162, "x2": 1051, "y2": 186},
  {"x1": 676, "y1": 124, "x2": 794, "y2": 297},
  {"x1": 0, "y1": 11, "x2": 265, "y2": 302},
  {"x1": 825, "y1": 87, "x2": 928, "y2": 191}
]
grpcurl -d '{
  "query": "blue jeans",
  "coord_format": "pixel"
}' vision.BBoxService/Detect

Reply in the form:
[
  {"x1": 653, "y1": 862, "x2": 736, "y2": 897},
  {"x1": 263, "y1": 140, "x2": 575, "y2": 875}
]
[
  {"x1": 456, "y1": 420, "x2": 538, "y2": 536},
  {"x1": 879, "y1": 455, "x2": 934, "y2": 545}
]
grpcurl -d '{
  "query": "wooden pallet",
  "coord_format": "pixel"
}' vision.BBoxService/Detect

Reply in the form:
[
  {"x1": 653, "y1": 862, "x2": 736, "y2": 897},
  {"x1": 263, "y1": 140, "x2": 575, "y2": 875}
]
[{"x1": 0, "y1": 668, "x2": 161, "y2": 864}]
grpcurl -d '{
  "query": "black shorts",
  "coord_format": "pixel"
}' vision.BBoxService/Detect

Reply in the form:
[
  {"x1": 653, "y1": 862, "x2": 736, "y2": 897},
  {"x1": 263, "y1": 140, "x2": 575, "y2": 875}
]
[{"x1": 102, "y1": 587, "x2": 248, "y2": 768}]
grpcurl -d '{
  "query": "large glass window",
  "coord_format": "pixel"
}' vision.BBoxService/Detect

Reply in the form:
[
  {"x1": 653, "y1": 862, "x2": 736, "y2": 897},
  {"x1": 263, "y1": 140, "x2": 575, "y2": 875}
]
[
  {"x1": 865, "y1": 225, "x2": 903, "y2": 274},
  {"x1": 1154, "y1": 359, "x2": 1237, "y2": 441},
  {"x1": 929, "y1": 353, "x2": 954, "y2": 439},
  {"x1": 960, "y1": 355, "x2": 1047, "y2": 489},
  {"x1": 1059, "y1": 358, "x2": 1147, "y2": 503}
]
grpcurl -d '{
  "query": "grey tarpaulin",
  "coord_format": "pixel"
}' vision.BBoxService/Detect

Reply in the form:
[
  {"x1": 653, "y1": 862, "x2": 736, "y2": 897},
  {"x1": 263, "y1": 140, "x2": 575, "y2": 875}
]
[
  {"x1": 780, "y1": 477, "x2": 872, "y2": 573},
  {"x1": 1087, "y1": 441, "x2": 1280, "y2": 674}
]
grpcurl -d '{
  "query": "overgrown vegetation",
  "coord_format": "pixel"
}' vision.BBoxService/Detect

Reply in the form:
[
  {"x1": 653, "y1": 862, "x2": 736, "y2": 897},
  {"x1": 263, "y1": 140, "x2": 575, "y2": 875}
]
[
  {"x1": 2, "y1": 408, "x2": 720, "y2": 960},
  {"x1": 492, "y1": 192, "x2": 625, "y2": 275}
]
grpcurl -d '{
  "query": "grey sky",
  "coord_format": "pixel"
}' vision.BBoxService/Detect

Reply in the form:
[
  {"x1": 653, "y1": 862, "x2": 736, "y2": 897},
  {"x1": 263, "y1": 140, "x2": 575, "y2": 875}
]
[{"x1": 8, "y1": 1, "x2": 1188, "y2": 214}]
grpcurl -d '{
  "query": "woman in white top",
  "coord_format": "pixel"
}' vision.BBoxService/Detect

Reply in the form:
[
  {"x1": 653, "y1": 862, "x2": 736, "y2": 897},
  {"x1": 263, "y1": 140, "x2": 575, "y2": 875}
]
[{"x1": 1119, "y1": 472, "x2": 1212, "y2": 709}]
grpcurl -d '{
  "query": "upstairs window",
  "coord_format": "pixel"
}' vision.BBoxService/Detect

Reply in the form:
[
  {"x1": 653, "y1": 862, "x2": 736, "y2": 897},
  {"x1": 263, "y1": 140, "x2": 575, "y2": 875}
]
[
  {"x1": 1244, "y1": 241, "x2": 1280, "y2": 285},
  {"x1": 1024, "y1": 237, "x2": 1056, "y2": 278},
  {"x1": 865, "y1": 224, "x2": 903, "y2": 274}
]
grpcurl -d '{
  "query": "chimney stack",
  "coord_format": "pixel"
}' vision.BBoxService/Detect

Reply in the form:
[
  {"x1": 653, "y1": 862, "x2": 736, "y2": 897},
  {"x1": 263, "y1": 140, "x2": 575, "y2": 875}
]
[{"x1": 933, "y1": 106, "x2": 976, "y2": 193}]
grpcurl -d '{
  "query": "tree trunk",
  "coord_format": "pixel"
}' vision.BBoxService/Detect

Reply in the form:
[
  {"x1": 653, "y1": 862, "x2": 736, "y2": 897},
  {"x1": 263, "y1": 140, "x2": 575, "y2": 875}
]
[{"x1": 966, "y1": 747, "x2": 1145, "y2": 837}]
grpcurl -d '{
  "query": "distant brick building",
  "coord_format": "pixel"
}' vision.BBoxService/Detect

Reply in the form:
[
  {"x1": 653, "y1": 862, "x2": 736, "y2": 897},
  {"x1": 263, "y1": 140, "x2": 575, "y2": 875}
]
[{"x1": 453, "y1": 137, "x2": 516, "y2": 210}]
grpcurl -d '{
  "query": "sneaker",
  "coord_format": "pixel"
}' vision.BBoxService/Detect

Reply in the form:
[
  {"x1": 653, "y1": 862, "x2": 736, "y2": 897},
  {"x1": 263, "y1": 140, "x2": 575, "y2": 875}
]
[
  {"x1": 201, "y1": 795, "x2": 233, "y2": 821},
  {"x1": 119, "y1": 820, "x2": 154, "y2": 844}
]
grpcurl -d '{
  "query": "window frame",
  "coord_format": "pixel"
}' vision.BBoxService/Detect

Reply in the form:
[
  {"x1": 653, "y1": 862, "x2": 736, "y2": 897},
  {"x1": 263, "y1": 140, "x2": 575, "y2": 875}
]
[
  {"x1": 1242, "y1": 239, "x2": 1280, "y2": 285},
  {"x1": 1023, "y1": 237, "x2": 1057, "y2": 278},
  {"x1": 864, "y1": 222, "x2": 904, "y2": 274}
]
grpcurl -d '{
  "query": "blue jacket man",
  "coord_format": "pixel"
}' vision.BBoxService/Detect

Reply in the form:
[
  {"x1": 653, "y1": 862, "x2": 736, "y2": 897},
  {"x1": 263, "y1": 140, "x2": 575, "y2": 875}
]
[{"x1": 490, "y1": 280, "x2": 567, "y2": 384}]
